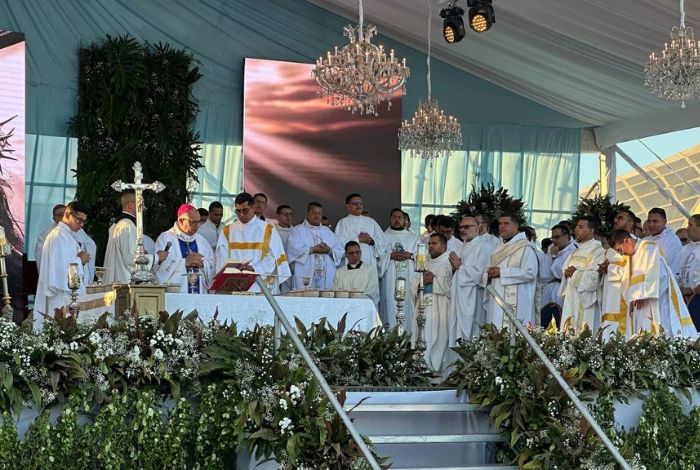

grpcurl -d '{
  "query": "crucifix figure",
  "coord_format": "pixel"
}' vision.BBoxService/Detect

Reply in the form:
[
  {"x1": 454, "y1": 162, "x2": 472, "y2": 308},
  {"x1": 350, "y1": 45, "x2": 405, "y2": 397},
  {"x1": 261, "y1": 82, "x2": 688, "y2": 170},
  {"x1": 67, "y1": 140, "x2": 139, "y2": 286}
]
[{"x1": 111, "y1": 161, "x2": 166, "y2": 284}]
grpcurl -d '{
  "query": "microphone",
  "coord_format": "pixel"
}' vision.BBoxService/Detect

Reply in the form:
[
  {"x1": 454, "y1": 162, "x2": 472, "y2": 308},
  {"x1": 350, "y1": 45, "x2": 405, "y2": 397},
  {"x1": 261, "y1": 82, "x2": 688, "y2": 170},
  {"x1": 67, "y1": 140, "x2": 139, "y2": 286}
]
[{"x1": 164, "y1": 241, "x2": 173, "y2": 252}]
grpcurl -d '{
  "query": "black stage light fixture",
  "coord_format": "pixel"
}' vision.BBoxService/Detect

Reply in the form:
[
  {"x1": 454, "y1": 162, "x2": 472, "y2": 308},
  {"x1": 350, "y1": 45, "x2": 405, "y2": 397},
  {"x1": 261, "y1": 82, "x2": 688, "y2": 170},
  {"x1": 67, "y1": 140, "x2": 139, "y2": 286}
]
[
  {"x1": 440, "y1": 3, "x2": 466, "y2": 44},
  {"x1": 468, "y1": 0, "x2": 495, "y2": 33}
]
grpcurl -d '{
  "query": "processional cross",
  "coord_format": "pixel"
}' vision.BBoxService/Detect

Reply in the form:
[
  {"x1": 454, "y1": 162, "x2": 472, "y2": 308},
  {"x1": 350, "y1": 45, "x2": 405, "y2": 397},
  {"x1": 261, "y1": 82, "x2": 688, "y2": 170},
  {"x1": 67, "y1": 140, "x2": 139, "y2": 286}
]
[{"x1": 111, "y1": 161, "x2": 166, "y2": 284}]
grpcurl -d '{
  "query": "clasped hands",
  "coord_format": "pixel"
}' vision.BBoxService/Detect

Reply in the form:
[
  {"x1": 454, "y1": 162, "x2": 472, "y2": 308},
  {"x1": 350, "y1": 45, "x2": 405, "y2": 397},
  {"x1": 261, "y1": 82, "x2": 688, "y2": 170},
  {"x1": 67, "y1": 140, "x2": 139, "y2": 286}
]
[
  {"x1": 391, "y1": 250, "x2": 412, "y2": 261},
  {"x1": 311, "y1": 242, "x2": 331, "y2": 254},
  {"x1": 185, "y1": 251, "x2": 204, "y2": 268},
  {"x1": 77, "y1": 251, "x2": 91, "y2": 265},
  {"x1": 564, "y1": 265, "x2": 577, "y2": 279},
  {"x1": 358, "y1": 231, "x2": 374, "y2": 245},
  {"x1": 486, "y1": 266, "x2": 500, "y2": 281}
]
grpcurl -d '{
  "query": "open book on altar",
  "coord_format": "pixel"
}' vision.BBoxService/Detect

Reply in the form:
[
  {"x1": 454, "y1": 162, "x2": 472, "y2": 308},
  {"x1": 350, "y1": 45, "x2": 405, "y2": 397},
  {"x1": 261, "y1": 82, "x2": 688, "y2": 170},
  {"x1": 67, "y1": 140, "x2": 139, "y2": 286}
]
[{"x1": 210, "y1": 261, "x2": 258, "y2": 293}]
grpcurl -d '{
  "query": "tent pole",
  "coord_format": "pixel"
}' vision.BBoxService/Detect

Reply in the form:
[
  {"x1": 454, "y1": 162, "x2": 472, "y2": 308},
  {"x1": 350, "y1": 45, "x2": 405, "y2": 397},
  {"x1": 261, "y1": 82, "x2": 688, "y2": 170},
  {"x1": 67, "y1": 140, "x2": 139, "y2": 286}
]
[{"x1": 613, "y1": 145, "x2": 691, "y2": 218}]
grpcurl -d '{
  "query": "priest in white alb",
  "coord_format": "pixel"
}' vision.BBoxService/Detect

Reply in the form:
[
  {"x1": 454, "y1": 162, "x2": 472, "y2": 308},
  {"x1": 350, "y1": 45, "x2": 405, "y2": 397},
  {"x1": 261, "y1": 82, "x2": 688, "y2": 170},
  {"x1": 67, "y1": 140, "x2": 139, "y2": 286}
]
[
  {"x1": 103, "y1": 190, "x2": 162, "y2": 284},
  {"x1": 611, "y1": 230, "x2": 697, "y2": 338},
  {"x1": 679, "y1": 214, "x2": 700, "y2": 301},
  {"x1": 411, "y1": 233, "x2": 452, "y2": 377},
  {"x1": 215, "y1": 192, "x2": 289, "y2": 292},
  {"x1": 197, "y1": 201, "x2": 225, "y2": 250},
  {"x1": 72, "y1": 228, "x2": 97, "y2": 286},
  {"x1": 155, "y1": 204, "x2": 215, "y2": 293},
  {"x1": 333, "y1": 241, "x2": 380, "y2": 305},
  {"x1": 644, "y1": 207, "x2": 683, "y2": 276},
  {"x1": 273, "y1": 205, "x2": 294, "y2": 252},
  {"x1": 449, "y1": 216, "x2": 493, "y2": 344},
  {"x1": 334, "y1": 193, "x2": 387, "y2": 274},
  {"x1": 435, "y1": 215, "x2": 462, "y2": 254},
  {"x1": 34, "y1": 201, "x2": 90, "y2": 329},
  {"x1": 483, "y1": 215, "x2": 538, "y2": 328},
  {"x1": 287, "y1": 202, "x2": 343, "y2": 289},
  {"x1": 540, "y1": 224, "x2": 577, "y2": 310},
  {"x1": 34, "y1": 204, "x2": 65, "y2": 272},
  {"x1": 379, "y1": 208, "x2": 418, "y2": 330},
  {"x1": 558, "y1": 217, "x2": 605, "y2": 333}
]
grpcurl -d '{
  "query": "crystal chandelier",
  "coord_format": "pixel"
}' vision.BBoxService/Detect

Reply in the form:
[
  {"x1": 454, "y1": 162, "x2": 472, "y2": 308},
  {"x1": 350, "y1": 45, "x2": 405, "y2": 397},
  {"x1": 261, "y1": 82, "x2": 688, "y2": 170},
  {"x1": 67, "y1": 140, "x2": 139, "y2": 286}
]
[
  {"x1": 312, "y1": 0, "x2": 409, "y2": 116},
  {"x1": 644, "y1": 0, "x2": 700, "y2": 108},
  {"x1": 399, "y1": 1, "x2": 462, "y2": 159}
]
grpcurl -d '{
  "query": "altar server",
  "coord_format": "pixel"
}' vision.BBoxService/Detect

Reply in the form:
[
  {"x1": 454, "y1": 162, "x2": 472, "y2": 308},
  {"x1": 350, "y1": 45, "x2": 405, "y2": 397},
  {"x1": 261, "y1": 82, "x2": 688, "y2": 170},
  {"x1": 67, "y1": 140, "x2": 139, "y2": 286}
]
[
  {"x1": 155, "y1": 204, "x2": 215, "y2": 294},
  {"x1": 287, "y1": 202, "x2": 343, "y2": 289},
  {"x1": 197, "y1": 201, "x2": 225, "y2": 249},
  {"x1": 333, "y1": 241, "x2": 380, "y2": 307}
]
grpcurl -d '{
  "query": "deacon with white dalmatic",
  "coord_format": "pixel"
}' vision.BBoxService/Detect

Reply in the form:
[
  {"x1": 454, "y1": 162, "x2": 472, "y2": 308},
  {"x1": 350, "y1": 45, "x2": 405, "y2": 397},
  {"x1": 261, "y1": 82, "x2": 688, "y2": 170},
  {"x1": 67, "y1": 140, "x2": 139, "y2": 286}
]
[
  {"x1": 559, "y1": 217, "x2": 606, "y2": 333},
  {"x1": 34, "y1": 201, "x2": 90, "y2": 329},
  {"x1": 333, "y1": 241, "x2": 380, "y2": 306},
  {"x1": 611, "y1": 230, "x2": 697, "y2": 339},
  {"x1": 483, "y1": 215, "x2": 538, "y2": 328},
  {"x1": 215, "y1": 192, "x2": 290, "y2": 292},
  {"x1": 287, "y1": 202, "x2": 344, "y2": 290},
  {"x1": 448, "y1": 216, "x2": 493, "y2": 343},
  {"x1": 155, "y1": 204, "x2": 215, "y2": 294},
  {"x1": 411, "y1": 233, "x2": 452, "y2": 376},
  {"x1": 334, "y1": 193, "x2": 387, "y2": 273},
  {"x1": 380, "y1": 208, "x2": 419, "y2": 330}
]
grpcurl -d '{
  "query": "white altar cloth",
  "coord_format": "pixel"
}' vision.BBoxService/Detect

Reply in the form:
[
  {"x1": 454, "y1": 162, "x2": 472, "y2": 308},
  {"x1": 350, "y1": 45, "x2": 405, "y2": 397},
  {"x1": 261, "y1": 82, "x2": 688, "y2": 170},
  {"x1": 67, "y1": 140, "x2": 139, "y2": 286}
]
[{"x1": 164, "y1": 293, "x2": 381, "y2": 332}]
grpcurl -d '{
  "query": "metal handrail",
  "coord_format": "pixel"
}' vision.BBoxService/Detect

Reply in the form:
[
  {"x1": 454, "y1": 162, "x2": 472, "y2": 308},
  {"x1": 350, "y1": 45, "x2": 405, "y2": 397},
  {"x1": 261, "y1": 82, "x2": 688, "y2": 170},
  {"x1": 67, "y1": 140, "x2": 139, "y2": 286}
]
[
  {"x1": 255, "y1": 277, "x2": 381, "y2": 470},
  {"x1": 485, "y1": 285, "x2": 631, "y2": 470}
]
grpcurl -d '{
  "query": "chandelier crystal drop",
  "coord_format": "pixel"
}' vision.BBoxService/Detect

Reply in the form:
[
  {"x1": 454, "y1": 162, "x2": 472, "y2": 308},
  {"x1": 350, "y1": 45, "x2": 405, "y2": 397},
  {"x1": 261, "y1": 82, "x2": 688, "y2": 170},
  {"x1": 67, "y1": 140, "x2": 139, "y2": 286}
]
[
  {"x1": 399, "y1": 0, "x2": 462, "y2": 160},
  {"x1": 644, "y1": 0, "x2": 700, "y2": 108},
  {"x1": 311, "y1": 0, "x2": 409, "y2": 116}
]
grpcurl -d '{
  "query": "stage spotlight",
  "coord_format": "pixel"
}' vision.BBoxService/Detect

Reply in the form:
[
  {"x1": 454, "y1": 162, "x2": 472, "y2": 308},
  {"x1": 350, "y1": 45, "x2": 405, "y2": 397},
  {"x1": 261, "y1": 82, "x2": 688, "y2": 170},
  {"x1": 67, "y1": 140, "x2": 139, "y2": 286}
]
[
  {"x1": 440, "y1": 3, "x2": 466, "y2": 44},
  {"x1": 468, "y1": 0, "x2": 495, "y2": 33}
]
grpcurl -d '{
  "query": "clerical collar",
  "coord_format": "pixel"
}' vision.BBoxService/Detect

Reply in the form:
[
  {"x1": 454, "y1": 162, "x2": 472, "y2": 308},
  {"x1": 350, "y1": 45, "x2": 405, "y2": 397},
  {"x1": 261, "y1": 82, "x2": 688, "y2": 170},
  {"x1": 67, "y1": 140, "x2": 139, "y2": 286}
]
[
  {"x1": 347, "y1": 261, "x2": 363, "y2": 270},
  {"x1": 115, "y1": 212, "x2": 136, "y2": 225},
  {"x1": 390, "y1": 226, "x2": 405, "y2": 231},
  {"x1": 503, "y1": 236, "x2": 513, "y2": 244}
]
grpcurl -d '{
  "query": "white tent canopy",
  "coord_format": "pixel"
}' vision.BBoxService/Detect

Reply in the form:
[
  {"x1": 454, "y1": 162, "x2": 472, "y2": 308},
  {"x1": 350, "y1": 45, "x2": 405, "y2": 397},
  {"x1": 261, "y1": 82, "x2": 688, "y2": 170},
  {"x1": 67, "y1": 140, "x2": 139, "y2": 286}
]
[{"x1": 310, "y1": 0, "x2": 700, "y2": 148}]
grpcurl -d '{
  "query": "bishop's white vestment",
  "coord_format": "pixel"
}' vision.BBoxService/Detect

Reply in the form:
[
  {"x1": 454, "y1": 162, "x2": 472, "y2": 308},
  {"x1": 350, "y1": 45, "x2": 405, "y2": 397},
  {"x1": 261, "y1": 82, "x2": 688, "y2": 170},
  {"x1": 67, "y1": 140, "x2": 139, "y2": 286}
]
[
  {"x1": 645, "y1": 228, "x2": 683, "y2": 276},
  {"x1": 379, "y1": 228, "x2": 418, "y2": 331},
  {"x1": 103, "y1": 213, "x2": 156, "y2": 284},
  {"x1": 334, "y1": 214, "x2": 387, "y2": 271},
  {"x1": 332, "y1": 261, "x2": 380, "y2": 306},
  {"x1": 34, "y1": 222, "x2": 86, "y2": 330},
  {"x1": 600, "y1": 249, "x2": 630, "y2": 340},
  {"x1": 483, "y1": 232, "x2": 538, "y2": 328},
  {"x1": 558, "y1": 239, "x2": 605, "y2": 333},
  {"x1": 625, "y1": 240, "x2": 697, "y2": 338},
  {"x1": 155, "y1": 224, "x2": 215, "y2": 294},
  {"x1": 412, "y1": 252, "x2": 452, "y2": 376},
  {"x1": 449, "y1": 237, "x2": 493, "y2": 344},
  {"x1": 215, "y1": 217, "x2": 290, "y2": 292},
  {"x1": 286, "y1": 220, "x2": 343, "y2": 289}
]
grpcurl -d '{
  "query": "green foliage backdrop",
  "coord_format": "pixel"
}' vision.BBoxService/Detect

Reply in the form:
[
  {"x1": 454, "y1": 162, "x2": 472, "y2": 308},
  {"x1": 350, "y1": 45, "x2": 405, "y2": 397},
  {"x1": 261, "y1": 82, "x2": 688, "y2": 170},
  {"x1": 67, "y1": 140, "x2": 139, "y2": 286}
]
[{"x1": 69, "y1": 35, "x2": 202, "y2": 262}]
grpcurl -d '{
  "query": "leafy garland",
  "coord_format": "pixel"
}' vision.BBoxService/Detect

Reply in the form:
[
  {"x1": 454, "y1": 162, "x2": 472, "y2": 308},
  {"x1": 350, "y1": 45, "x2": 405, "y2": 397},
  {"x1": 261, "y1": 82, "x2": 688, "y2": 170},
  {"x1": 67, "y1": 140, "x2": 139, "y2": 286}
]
[
  {"x1": 569, "y1": 194, "x2": 630, "y2": 240},
  {"x1": 452, "y1": 183, "x2": 527, "y2": 227},
  {"x1": 446, "y1": 325, "x2": 700, "y2": 468},
  {"x1": 68, "y1": 35, "x2": 203, "y2": 263},
  {"x1": 0, "y1": 311, "x2": 428, "y2": 468}
]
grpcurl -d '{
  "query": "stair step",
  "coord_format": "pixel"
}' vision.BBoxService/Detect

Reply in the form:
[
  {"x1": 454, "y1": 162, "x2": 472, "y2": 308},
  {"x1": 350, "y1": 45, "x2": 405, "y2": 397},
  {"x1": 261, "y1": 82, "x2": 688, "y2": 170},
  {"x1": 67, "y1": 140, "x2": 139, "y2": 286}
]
[
  {"x1": 345, "y1": 403, "x2": 483, "y2": 413},
  {"x1": 366, "y1": 433, "x2": 506, "y2": 444},
  {"x1": 391, "y1": 466, "x2": 518, "y2": 470}
]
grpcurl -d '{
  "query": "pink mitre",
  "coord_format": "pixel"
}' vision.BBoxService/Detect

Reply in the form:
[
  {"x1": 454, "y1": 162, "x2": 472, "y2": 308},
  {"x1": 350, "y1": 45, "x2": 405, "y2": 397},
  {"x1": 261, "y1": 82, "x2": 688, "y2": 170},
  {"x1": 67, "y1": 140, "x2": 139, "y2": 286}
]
[{"x1": 177, "y1": 203, "x2": 196, "y2": 218}]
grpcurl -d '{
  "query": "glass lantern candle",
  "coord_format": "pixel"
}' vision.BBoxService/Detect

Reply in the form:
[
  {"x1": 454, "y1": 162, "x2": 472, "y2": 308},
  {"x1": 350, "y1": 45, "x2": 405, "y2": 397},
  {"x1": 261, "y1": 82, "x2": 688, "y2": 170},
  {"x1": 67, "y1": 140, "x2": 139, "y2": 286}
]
[
  {"x1": 67, "y1": 263, "x2": 81, "y2": 290},
  {"x1": 415, "y1": 243, "x2": 428, "y2": 272}
]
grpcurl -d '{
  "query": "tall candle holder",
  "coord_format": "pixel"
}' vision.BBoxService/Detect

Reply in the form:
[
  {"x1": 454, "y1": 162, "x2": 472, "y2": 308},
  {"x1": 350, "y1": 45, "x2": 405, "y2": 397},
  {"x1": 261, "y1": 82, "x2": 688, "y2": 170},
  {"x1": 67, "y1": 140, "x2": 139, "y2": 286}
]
[
  {"x1": 394, "y1": 276, "x2": 406, "y2": 334},
  {"x1": 414, "y1": 243, "x2": 428, "y2": 359},
  {"x1": 0, "y1": 226, "x2": 12, "y2": 320},
  {"x1": 67, "y1": 263, "x2": 81, "y2": 318}
]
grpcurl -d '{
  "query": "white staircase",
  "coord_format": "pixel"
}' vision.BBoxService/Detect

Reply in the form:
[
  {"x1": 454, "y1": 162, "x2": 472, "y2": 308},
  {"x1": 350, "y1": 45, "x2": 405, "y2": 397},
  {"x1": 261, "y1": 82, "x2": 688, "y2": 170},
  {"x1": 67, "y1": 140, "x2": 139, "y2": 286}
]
[{"x1": 345, "y1": 389, "x2": 517, "y2": 470}]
